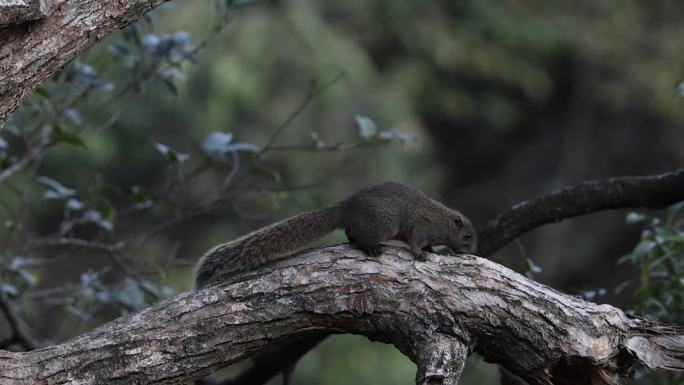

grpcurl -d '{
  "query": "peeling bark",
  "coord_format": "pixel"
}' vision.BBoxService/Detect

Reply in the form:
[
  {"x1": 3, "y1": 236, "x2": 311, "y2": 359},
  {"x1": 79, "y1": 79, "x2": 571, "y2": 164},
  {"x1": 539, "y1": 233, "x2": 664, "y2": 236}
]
[
  {"x1": 229, "y1": 169, "x2": 684, "y2": 385},
  {"x1": 0, "y1": 0, "x2": 169, "y2": 127},
  {"x1": 0, "y1": 0, "x2": 53, "y2": 27},
  {"x1": 413, "y1": 335, "x2": 469, "y2": 385},
  {"x1": 0, "y1": 245, "x2": 682, "y2": 385}
]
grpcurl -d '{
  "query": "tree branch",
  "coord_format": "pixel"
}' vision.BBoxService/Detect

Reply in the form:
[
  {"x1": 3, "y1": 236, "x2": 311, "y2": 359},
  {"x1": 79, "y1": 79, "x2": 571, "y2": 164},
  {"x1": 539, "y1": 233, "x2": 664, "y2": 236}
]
[
  {"x1": 0, "y1": 291, "x2": 38, "y2": 350},
  {"x1": 0, "y1": 0, "x2": 169, "y2": 127},
  {"x1": 197, "y1": 335, "x2": 325, "y2": 385},
  {"x1": 477, "y1": 169, "x2": 684, "y2": 256},
  {"x1": 0, "y1": 137, "x2": 50, "y2": 184},
  {"x1": 1, "y1": 246, "x2": 682, "y2": 384},
  {"x1": 0, "y1": 0, "x2": 53, "y2": 28},
  {"x1": 228, "y1": 168, "x2": 684, "y2": 385}
]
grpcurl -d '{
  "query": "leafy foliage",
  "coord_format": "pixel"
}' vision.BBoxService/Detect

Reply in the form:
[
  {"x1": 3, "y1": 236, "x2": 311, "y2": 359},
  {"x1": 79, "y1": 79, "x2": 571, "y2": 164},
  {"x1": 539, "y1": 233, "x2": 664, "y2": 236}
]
[
  {"x1": 620, "y1": 204, "x2": 684, "y2": 385},
  {"x1": 0, "y1": 0, "x2": 413, "y2": 352},
  {"x1": 621, "y1": 204, "x2": 684, "y2": 324}
]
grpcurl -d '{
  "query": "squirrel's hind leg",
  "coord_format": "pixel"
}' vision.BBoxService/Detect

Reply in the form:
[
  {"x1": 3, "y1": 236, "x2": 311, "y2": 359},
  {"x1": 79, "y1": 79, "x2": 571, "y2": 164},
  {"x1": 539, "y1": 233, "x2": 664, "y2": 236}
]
[
  {"x1": 345, "y1": 227, "x2": 391, "y2": 257},
  {"x1": 407, "y1": 231, "x2": 431, "y2": 261}
]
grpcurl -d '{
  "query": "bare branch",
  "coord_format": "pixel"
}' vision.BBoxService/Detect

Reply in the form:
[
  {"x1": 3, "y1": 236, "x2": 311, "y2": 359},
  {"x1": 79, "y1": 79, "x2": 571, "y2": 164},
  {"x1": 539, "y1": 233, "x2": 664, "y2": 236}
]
[
  {"x1": 0, "y1": 0, "x2": 53, "y2": 28},
  {"x1": 29, "y1": 237, "x2": 133, "y2": 274},
  {"x1": 0, "y1": 246, "x2": 682, "y2": 384},
  {"x1": 264, "y1": 140, "x2": 386, "y2": 152},
  {"x1": 477, "y1": 169, "x2": 684, "y2": 256},
  {"x1": 198, "y1": 335, "x2": 325, "y2": 385},
  {"x1": 0, "y1": 138, "x2": 50, "y2": 184},
  {"x1": 260, "y1": 71, "x2": 348, "y2": 155},
  {"x1": 29, "y1": 237, "x2": 123, "y2": 251},
  {"x1": 0, "y1": 291, "x2": 38, "y2": 350}
]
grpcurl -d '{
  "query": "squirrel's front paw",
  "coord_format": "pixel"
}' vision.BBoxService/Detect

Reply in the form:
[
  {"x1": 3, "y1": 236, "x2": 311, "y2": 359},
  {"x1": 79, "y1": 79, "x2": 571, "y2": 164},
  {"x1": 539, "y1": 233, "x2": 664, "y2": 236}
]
[{"x1": 411, "y1": 249, "x2": 429, "y2": 261}]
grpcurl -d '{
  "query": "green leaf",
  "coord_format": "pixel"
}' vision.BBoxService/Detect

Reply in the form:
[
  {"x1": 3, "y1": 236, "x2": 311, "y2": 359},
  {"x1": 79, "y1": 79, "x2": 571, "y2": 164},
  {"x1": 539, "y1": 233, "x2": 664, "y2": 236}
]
[
  {"x1": 202, "y1": 132, "x2": 258, "y2": 159},
  {"x1": 355, "y1": 115, "x2": 378, "y2": 139},
  {"x1": 1, "y1": 283, "x2": 18, "y2": 297},
  {"x1": 96, "y1": 201, "x2": 115, "y2": 220},
  {"x1": 526, "y1": 258, "x2": 542, "y2": 274},
  {"x1": 17, "y1": 268, "x2": 36, "y2": 287},
  {"x1": 202, "y1": 132, "x2": 233, "y2": 156},
  {"x1": 131, "y1": 186, "x2": 154, "y2": 210},
  {"x1": 9, "y1": 256, "x2": 24, "y2": 271},
  {"x1": 34, "y1": 87, "x2": 50, "y2": 98},
  {"x1": 66, "y1": 198, "x2": 84, "y2": 211},
  {"x1": 378, "y1": 128, "x2": 417, "y2": 143},
  {"x1": 37, "y1": 176, "x2": 76, "y2": 200},
  {"x1": 617, "y1": 253, "x2": 634, "y2": 265},
  {"x1": 153, "y1": 142, "x2": 189, "y2": 163},
  {"x1": 632, "y1": 240, "x2": 657, "y2": 261},
  {"x1": 626, "y1": 212, "x2": 647, "y2": 224},
  {"x1": 83, "y1": 209, "x2": 114, "y2": 232},
  {"x1": 52, "y1": 124, "x2": 87, "y2": 148},
  {"x1": 667, "y1": 202, "x2": 684, "y2": 222},
  {"x1": 162, "y1": 79, "x2": 178, "y2": 97},
  {"x1": 614, "y1": 280, "x2": 633, "y2": 294},
  {"x1": 140, "y1": 280, "x2": 161, "y2": 297},
  {"x1": 309, "y1": 132, "x2": 325, "y2": 148}
]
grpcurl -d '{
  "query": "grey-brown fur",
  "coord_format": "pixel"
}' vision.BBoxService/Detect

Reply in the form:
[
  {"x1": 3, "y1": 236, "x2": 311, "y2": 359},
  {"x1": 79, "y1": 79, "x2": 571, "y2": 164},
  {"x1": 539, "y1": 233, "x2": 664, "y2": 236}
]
[{"x1": 195, "y1": 182, "x2": 476, "y2": 288}]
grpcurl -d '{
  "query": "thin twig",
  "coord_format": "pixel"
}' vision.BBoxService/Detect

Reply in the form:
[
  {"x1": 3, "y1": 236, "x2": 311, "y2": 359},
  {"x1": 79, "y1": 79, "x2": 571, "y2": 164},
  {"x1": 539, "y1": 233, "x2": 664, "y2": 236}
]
[
  {"x1": 260, "y1": 71, "x2": 347, "y2": 155},
  {"x1": 29, "y1": 238, "x2": 124, "y2": 251},
  {"x1": 221, "y1": 150, "x2": 240, "y2": 191},
  {"x1": 29, "y1": 237, "x2": 138, "y2": 286},
  {"x1": 0, "y1": 138, "x2": 51, "y2": 185},
  {"x1": 264, "y1": 140, "x2": 386, "y2": 153}
]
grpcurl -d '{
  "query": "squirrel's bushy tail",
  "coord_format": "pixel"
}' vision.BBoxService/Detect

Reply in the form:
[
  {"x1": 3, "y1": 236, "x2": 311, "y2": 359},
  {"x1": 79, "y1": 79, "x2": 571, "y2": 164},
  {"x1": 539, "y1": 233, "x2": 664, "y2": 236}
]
[{"x1": 194, "y1": 205, "x2": 342, "y2": 288}]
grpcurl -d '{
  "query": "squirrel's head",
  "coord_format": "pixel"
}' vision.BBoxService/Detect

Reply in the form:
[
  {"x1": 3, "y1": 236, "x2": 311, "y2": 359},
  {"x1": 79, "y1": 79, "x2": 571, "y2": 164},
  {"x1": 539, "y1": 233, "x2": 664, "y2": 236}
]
[{"x1": 446, "y1": 210, "x2": 477, "y2": 254}]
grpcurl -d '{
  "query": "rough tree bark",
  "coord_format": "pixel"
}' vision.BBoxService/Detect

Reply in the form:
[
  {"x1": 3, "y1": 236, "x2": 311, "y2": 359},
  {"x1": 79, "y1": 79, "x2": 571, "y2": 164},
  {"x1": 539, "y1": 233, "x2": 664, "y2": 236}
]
[
  {"x1": 0, "y1": 0, "x2": 168, "y2": 127},
  {"x1": 228, "y1": 168, "x2": 684, "y2": 385},
  {"x1": 0, "y1": 0, "x2": 53, "y2": 28},
  {"x1": 1, "y1": 2, "x2": 684, "y2": 384},
  {"x1": 1, "y1": 246, "x2": 683, "y2": 385}
]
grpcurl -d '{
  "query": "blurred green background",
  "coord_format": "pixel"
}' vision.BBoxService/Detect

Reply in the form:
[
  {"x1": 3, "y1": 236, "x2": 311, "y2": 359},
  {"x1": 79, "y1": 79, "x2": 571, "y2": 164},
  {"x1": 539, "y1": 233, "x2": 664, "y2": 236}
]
[{"x1": 2, "y1": 0, "x2": 684, "y2": 384}]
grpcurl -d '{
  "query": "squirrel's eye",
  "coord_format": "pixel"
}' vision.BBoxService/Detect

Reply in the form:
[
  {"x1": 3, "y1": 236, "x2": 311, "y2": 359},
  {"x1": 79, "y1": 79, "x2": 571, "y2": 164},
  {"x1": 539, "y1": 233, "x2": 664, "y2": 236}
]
[{"x1": 464, "y1": 233, "x2": 472, "y2": 239}]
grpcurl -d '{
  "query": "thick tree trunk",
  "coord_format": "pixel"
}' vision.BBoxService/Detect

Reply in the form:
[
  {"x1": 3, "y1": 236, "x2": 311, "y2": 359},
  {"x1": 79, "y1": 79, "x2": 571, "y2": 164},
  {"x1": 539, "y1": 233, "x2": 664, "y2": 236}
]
[
  {"x1": 0, "y1": 0, "x2": 168, "y2": 127},
  {"x1": 1, "y1": 246, "x2": 682, "y2": 385},
  {"x1": 0, "y1": 0, "x2": 53, "y2": 27}
]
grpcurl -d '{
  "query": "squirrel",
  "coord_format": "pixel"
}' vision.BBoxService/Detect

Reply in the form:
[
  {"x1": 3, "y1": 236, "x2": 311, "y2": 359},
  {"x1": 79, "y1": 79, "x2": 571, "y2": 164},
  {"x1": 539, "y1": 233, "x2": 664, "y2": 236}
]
[{"x1": 195, "y1": 182, "x2": 476, "y2": 288}]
